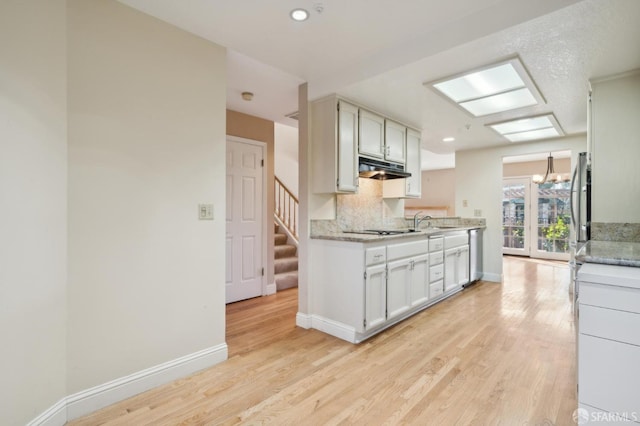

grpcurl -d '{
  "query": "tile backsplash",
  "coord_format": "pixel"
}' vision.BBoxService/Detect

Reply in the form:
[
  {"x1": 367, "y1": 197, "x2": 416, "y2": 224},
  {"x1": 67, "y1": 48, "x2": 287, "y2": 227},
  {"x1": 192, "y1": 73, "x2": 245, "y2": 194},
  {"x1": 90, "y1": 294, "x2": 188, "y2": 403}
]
[
  {"x1": 336, "y1": 179, "x2": 405, "y2": 230},
  {"x1": 310, "y1": 178, "x2": 487, "y2": 234}
]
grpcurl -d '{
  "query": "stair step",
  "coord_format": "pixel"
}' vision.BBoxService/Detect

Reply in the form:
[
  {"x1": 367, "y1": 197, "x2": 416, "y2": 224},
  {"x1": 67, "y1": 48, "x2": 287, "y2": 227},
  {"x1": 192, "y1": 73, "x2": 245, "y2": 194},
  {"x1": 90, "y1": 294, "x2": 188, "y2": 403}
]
[
  {"x1": 274, "y1": 233, "x2": 288, "y2": 246},
  {"x1": 275, "y1": 271, "x2": 298, "y2": 291},
  {"x1": 275, "y1": 244, "x2": 297, "y2": 259},
  {"x1": 275, "y1": 257, "x2": 298, "y2": 274}
]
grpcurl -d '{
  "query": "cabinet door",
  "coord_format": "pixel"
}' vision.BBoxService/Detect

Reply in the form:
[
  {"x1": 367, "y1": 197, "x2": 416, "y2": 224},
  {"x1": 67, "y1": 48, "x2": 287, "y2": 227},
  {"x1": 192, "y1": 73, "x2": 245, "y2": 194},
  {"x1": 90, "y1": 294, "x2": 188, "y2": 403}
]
[
  {"x1": 365, "y1": 264, "x2": 387, "y2": 330},
  {"x1": 457, "y1": 246, "x2": 470, "y2": 286},
  {"x1": 444, "y1": 247, "x2": 458, "y2": 292},
  {"x1": 387, "y1": 258, "x2": 411, "y2": 319},
  {"x1": 337, "y1": 100, "x2": 359, "y2": 192},
  {"x1": 359, "y1": 109, "x2": 385, "y2": 159},
  {"x1": 411, "y1": 254, "x2": 429, "y2": 307},
  {"x1": 384, "y1": 120, "x2": 406, "y2": 164},
  {"x1": 405, "y1": 129, "x2": 422, "y2": 197}
]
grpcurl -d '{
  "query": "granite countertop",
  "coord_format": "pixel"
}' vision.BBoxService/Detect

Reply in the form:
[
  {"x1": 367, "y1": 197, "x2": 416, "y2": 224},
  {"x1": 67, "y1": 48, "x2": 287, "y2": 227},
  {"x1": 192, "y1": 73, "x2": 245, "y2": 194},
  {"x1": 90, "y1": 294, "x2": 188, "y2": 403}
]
[
  {"x1": 311, "y1": 226, "x2": 481, "y2": 243},
  {"x1": 576, "y1": 240, "x2": 640, "y2": 268}
]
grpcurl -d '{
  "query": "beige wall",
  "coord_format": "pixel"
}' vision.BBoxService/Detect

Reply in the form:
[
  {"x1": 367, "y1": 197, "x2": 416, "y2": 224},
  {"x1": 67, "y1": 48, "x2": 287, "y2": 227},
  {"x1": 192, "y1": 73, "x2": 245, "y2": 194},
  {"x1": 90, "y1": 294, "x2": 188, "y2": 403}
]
[
  {"x1": 456, "y1": 135, "x2": 586, "y2": 282},
  {"x1": 503, "y1": 158, "x2": 571, "y2": 177},
  {"x1": 67, "y1": 0, "x2": 227, "y2": 394},
  {"x1": 227, "y1": 110, "x2": 276, "y2": 288},
  {"x1": 405, "y1": 169, "x2": 456, "y2": 215},
  {"x1": 0, "y1": 1, "x2": 68, "y2": 423},
  {"x1": 591, "y1": 71, "x2": 640, "y2": 223}
]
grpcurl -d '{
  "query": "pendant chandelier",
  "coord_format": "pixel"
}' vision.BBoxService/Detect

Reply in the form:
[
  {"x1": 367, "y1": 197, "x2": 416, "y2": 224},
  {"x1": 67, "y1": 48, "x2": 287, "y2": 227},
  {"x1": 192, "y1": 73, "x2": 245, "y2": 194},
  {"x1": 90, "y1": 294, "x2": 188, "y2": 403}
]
[{"x1": 532, "y1": 153, "x2": 570, "y2": 184}]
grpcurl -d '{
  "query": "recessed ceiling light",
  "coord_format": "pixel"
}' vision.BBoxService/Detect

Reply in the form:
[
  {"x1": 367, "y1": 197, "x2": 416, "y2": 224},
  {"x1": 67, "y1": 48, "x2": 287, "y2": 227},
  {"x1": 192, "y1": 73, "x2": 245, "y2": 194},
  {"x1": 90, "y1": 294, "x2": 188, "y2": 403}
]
[
  {"x1": 425, "y1": 57, "x2": 545, "y2": 117},
  {"x1": 442, "y1": 137, "x2": 455, "y2": 142},
  {"x1": 487, "y1": 114, "x2": 563, "y2": 142},
  {"x1": 290, "y1": 8, "x2": 309, "y2": 21}
]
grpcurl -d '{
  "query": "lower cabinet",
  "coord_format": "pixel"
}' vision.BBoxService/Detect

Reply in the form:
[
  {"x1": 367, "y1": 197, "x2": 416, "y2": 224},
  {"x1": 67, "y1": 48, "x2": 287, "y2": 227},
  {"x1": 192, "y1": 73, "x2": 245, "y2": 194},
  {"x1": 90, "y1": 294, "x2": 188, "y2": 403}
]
[
  {"x1": 388, "y1": 253, "x2": 429, "y2": 320},
  {"x1": 310, "y1": 235, "x2": 465, "y2": 343},
  {"x1": 444, "y1": 232, "x2": 470, "y2": 292},
  {"x1": 365, "y1": 263, "x2": 387, "y2": 330},
  {"x1": 577, "y1": 263, "x2": 640, "y2": 419},
  {"x1": 387, "y1": 258, "x2": 412, "y2": 319}
]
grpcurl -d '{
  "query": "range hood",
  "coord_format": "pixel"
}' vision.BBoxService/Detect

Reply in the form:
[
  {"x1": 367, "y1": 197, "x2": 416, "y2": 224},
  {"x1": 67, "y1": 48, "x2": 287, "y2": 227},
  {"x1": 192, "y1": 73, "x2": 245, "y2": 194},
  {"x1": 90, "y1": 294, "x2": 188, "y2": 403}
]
[{"x1": 358, "y1": 157, "x2": 411, "y2": 180}]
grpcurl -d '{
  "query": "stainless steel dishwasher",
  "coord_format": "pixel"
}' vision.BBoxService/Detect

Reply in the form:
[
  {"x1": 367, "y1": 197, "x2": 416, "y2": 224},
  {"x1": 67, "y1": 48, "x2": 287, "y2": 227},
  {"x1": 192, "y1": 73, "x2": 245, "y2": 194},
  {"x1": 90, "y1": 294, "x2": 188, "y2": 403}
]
[{"x1": 467, "y1": 228, "x2": 483, "y2": 285}]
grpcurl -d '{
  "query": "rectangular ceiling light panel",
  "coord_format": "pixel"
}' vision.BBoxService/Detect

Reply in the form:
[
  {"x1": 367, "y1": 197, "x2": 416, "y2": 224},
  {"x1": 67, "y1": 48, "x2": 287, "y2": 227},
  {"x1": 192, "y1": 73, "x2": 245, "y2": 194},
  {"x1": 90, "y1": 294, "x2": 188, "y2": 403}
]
[
  {"x1": 427, "y1": 57, "x2": 545, "y2": 117},
  {"x1": 460, "y1": 88, "x2": 538, "y2": 116},
  {"x1": 487, "y1": 114, "x2": 563, "y2": 143}
]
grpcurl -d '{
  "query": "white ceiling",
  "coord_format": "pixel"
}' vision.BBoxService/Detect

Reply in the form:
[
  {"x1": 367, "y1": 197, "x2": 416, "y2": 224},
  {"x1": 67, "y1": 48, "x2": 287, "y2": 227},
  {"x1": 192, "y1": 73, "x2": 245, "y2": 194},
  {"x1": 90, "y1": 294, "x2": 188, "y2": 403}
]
[{"x1": 119, "y1": 0, "x2": 640, "y2": 169}]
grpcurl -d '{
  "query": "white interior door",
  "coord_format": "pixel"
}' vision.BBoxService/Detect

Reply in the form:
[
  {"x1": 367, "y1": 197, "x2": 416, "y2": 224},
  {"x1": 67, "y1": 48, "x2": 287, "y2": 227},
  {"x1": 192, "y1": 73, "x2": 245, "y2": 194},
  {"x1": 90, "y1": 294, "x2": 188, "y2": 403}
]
[{"x1": 226, "y1": 138, "x2": 265, "y2": 303}]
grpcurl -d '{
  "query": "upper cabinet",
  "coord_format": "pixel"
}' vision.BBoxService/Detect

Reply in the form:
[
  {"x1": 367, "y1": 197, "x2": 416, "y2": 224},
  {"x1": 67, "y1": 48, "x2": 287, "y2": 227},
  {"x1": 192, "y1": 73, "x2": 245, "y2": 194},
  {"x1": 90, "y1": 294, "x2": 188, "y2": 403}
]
[
  {"x1": 384, "y1": 120, "x2": 406, "y2": 165},
  {"x1": 383, "y1": 128, "x2": 421, "y2": 198},
  {"x1": 311, "y1": 96, "x2": 359, "y2": 193},
  {"x1": 358, "y1": 110, "x2": 407, "y2": 165},
  {"x1": 358, "y1": 110, "x2": 385, "y2": 160},
  {"x1": 311, "y1": 95, "x2": 421, "y2": 196}
]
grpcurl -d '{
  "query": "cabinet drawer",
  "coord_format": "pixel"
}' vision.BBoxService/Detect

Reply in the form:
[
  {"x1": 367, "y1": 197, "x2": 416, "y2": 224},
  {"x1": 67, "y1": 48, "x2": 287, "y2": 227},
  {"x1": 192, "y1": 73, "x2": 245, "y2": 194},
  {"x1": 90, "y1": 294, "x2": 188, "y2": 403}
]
[
  {"x1": 429, "y1": 251, "x2": 443, "y2": 265},
  {"x1": 445, "y1": 233, "x2": 468, "y2": 249},
  {"x1": 430, "y1": 281, "x2": 444, "y2": 298},
  {"x1": 387, "y1": 240, "x2": 429, "y2": 261},
  {"x1": 429, "y1": 237, "x2": 444, "y2": 252},
  {"x1": 365, "y1": 246, "x2": 387, "y2": 266},
  {"x1": 579, "y1": 282, "x2": 640, "y2": 313},
  {"x1": 580, "y1": 304, "x2": 640, "y2": 346},
  {"x1": 430, "y1": 264, "x2": 443, "y2": 283},
  {"x1": 578, "y1": 334, "x2": 640, "y2": 415}
]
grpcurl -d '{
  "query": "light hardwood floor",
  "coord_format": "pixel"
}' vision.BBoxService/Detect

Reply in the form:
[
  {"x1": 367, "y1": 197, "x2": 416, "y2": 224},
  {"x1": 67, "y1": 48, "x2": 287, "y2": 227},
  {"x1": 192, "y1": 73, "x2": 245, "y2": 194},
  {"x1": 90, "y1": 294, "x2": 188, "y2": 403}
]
[{"x1": 70, "y1": 255, "x2": 576, "y2": 425}]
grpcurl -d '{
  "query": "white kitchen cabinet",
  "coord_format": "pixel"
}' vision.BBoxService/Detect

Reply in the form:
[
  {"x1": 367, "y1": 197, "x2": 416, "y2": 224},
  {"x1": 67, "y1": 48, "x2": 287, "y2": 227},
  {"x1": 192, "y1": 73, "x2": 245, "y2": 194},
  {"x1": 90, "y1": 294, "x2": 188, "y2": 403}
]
[
  {"x1": 387, "y1": 253, "x2": 429, "y2": 318},
  {"x1": 382, "y1": 128, "x2": 422, "y2": 199},
  {"x1": 365, "y1": 263, "x2": 387, "y2": 330},
  {"x1": 577, "y1": 263, "x2": 640, "y2": 419},
  {"x1": 429, "y1": 236, "x2": 445, "y2": 299},
  {"x1": 384, "y1": 119, "x2": 406, "y2": 165},
  {"x1": 404, "y1": 129, "x2": 421, "y2": 197},
  {"x1": 311, "y1": 96, "x2": 359, "y2": 193},
  {"x1": 410, "y1": 254, "x2": 429, "y2": 307},
  {"x1": 358, "y1": 109, "x2": 385, "y2": 159},
  {"x1": 387, "y1": 258, "x2": 412, "y2": 319},
  {"x1": 444, "y1": 233, "x2": 470, "y2": 292},
  {"x1": 309, "y1": 234, "x2": 463, "y2": 343},
  {"x1": 387, "y1": 240, "x2": 429, "y2": 318}
]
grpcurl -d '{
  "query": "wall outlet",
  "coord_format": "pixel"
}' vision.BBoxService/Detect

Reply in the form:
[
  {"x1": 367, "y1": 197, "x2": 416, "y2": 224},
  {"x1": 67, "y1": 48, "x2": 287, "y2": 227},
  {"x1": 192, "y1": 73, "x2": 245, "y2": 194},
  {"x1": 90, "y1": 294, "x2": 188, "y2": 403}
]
[
  {"x1": 474, "y1": 209, "x2": 482, "y2": 217},
  {"x1": 199, "y1": 203, "x2": 214, "y2": 220},
  {"x1": 463, "y1": 200, "x2": 468, "y2": 207}
]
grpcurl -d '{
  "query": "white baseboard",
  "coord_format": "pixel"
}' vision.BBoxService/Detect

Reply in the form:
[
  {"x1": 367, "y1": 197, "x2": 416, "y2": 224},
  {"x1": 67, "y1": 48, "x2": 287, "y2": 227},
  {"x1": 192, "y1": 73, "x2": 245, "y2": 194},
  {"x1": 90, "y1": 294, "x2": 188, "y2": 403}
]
[
  {"x1": 482, "y1": 272, "x2": 503, "y2": 283},
  {"x1": 310, "y1": 315, "x2": 357, "y2": 343},
  {"x1": 266, "y1": 282, "x2": 276, "y2": 295},
  {"x1": 295, "y1": 312, "x2": 312, "y2": 329},
  {"x1": 27, "y1": 398, "x2": 66, "y2": 426},
  {"x1": 29, "y1": 344, "x2": 228, "y2": 426}
]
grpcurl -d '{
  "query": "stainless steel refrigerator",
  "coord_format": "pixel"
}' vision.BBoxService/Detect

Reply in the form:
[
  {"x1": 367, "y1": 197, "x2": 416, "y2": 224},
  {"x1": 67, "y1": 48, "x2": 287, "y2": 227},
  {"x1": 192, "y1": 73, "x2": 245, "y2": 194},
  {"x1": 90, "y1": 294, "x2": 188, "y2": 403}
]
[{"x1": 569, "y1": 151, "x2": 591, "y2": 297}]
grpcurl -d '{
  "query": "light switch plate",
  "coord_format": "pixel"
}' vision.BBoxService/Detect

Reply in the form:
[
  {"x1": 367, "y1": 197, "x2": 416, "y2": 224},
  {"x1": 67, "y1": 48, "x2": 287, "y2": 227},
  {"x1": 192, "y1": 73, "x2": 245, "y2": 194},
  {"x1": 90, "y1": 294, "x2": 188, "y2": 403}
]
[
  {"x1": 199, "y1": 204, "x2": 214, "y2": 220},
  {"x1": 463, "y1": 200, "x2": 468, "y2": 207}
]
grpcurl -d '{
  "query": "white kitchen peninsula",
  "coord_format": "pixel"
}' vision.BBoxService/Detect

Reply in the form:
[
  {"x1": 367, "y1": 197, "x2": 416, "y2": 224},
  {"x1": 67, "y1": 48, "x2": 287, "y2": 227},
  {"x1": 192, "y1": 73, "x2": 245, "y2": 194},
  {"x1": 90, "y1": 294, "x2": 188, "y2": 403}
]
[{"x1": 309, "y1": 227, "x2": 481, "y2": 343}]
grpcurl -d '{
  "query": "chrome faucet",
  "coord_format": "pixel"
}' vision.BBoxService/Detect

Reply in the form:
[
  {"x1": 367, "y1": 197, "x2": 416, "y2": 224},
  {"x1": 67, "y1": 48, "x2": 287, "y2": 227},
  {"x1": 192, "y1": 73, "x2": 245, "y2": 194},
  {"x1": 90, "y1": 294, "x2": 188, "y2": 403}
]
[{"x1": 413, "y1": 211, "x2": 432, "y2": 230}]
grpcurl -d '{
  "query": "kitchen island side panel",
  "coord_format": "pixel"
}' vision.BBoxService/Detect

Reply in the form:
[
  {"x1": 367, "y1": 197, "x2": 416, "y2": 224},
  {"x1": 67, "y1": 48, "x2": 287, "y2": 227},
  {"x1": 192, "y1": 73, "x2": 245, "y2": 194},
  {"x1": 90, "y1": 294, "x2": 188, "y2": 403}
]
[{"x1": 310, "y1": 239, "x2": 368, "y2": 332}]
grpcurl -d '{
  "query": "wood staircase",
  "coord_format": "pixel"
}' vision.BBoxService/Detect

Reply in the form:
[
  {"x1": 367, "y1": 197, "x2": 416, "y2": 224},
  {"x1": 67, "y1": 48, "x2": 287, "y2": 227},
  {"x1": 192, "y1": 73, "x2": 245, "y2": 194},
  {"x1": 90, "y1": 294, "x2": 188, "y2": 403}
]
[{"x1": 274, "y1": 224, "x2": 298, "y2": 290}]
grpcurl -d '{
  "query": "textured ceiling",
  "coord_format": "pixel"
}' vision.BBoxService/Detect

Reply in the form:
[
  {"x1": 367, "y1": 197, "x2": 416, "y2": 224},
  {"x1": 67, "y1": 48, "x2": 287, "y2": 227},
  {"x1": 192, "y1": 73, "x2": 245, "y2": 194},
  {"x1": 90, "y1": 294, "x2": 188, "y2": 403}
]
[{"x1": 118, "y1": 0, "x2": 640, "y2": 167}]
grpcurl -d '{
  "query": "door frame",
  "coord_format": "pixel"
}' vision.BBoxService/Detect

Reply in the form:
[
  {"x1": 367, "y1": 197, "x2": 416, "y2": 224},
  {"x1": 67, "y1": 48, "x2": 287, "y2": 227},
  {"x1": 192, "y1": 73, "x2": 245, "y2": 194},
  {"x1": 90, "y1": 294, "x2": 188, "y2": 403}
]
[
  {"x1": 502, "y1": 176, "x2": 570, "y2": 261},
  {"x1": 502, "y1": 177, "x2": 532, "y2": 257},
  {"x1": 226, "y1": 135, "x2": 268, "y2": 298}
]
